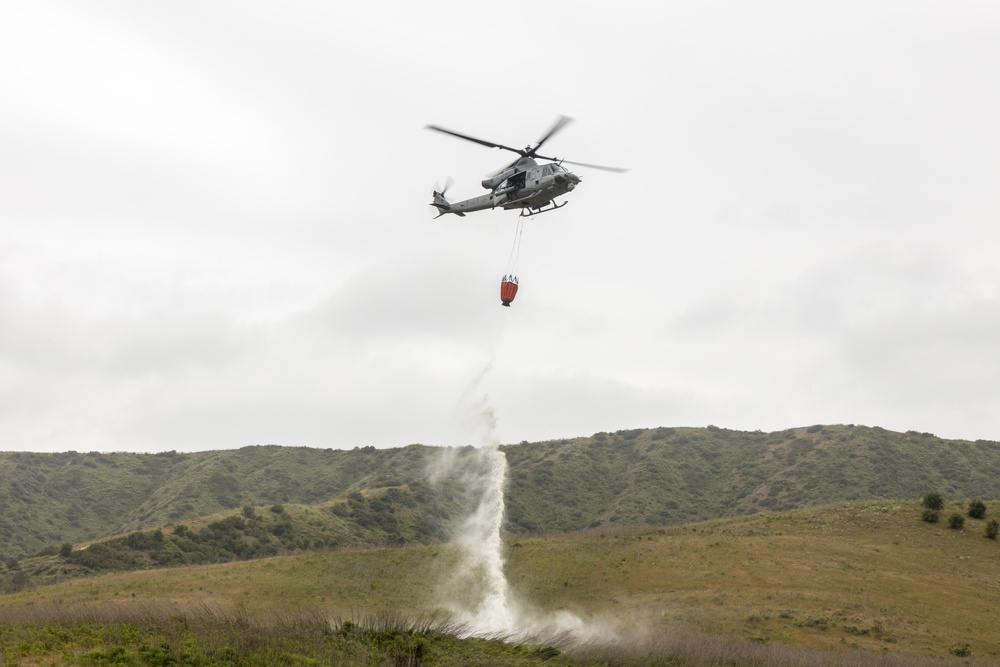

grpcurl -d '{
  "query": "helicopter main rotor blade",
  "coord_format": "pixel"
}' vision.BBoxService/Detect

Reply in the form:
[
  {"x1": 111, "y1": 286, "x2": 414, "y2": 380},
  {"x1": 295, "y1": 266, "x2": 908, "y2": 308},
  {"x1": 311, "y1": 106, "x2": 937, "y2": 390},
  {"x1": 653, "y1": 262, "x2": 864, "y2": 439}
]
[
  {"x1": 428, "y1": 116, "x2": 628, "y2": 175},
  {"x1": 557, "y1": 158, "x2": 630, "y2": 173},
  {"x1": 530, "y1": 115, "x2": 573, "y2": 155},
  {"x1": 424, "y1": 125, "x2": 524, "y2": 156},
  {"x1": 530, "y1": 151, "x2": 629, "y2": 173}
]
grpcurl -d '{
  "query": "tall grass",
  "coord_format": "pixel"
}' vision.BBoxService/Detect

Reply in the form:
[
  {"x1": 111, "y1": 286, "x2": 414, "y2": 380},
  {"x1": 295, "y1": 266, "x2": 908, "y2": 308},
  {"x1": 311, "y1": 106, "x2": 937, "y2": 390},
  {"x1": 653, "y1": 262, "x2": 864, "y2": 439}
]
[
  {"x1": 0, "y1": 600, "x2": 500, "y2": 667},
  {"x1": 0, "y1": 599, "x2": 345, "y2": 666},
  {"x1": 0, "y1": 600, "x2": 994, "y2": 666}
]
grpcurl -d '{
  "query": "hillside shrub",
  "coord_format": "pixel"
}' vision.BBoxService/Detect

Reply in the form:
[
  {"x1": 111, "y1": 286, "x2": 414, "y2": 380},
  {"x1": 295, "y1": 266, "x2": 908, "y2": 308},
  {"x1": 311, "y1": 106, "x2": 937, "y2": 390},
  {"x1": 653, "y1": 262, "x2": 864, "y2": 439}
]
[
  {"x1": 207, "y1": 516, "x2": 246, "y2": 533},
  {"x1": 968, "y1": 499, "x2": 987, "y2": 519},
  {"x1": 68, "y1": 541, "x2": 145, "y2": 571},
  {"x1": 922, "y1": 509, "x2": 939, "y2": 524},
  {"x1": 987, "y1": 520, "x2": 999, "y2": 540},
  {"x1": 922, "y1": 492, "x2": 944, "y2": 511},
  {"x1": 948, "y1": 514, "x2": 964, "y2": 530},
  {"x1": 126, "y1": 529, "x2": 164, "y2": 550},
  {"x1": 4, "y1": 570, "x2": 31, "y2": 593}
]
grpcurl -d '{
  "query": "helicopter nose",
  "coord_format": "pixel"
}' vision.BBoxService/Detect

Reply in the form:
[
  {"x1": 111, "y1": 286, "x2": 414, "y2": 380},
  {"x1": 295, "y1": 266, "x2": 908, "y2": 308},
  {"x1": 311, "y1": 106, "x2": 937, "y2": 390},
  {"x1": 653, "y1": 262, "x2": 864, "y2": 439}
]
[{"x1": 555, "y1": 172, "x2": 581, "y2": 185}]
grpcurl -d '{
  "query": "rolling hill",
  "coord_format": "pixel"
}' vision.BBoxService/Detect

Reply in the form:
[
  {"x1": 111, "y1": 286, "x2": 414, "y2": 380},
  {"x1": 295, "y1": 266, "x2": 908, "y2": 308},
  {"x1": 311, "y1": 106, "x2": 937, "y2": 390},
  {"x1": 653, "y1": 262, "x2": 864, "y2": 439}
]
[{"x1": 3, "y1": 424, "x2": 1000, "y2": 561}]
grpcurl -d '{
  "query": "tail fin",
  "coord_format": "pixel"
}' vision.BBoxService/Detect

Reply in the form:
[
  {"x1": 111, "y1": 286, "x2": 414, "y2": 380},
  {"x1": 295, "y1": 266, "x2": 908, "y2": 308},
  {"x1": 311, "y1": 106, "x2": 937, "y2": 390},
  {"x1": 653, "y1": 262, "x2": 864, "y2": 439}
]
[{"x1": 430, "y1": 189, "x2": 465, "y2": 217}]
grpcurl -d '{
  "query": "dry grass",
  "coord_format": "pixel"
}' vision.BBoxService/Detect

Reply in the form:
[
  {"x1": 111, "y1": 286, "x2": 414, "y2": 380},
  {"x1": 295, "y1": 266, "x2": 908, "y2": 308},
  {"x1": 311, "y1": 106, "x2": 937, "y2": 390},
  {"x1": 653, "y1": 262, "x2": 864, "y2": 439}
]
[
  {"x1": 564, "y1": 626, "x2": 995, "y2": 667},
  {"x1": 504, "y1": 500, "x2": 1000, "y2": 661},
  {"x1": 5, "y1": 500, "x2": 1000, "y2": 664},
  {"x1": 5, "y1": 600, "x2": 992, "y2": 667}
]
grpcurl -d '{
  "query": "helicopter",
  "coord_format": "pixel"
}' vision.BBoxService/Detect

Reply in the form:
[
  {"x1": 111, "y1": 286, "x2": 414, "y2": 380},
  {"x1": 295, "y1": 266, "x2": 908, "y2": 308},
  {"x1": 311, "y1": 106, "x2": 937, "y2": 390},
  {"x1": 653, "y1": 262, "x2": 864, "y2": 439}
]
[{"x1": 426, "y1": 116, "x2": 626, "y2": 218}]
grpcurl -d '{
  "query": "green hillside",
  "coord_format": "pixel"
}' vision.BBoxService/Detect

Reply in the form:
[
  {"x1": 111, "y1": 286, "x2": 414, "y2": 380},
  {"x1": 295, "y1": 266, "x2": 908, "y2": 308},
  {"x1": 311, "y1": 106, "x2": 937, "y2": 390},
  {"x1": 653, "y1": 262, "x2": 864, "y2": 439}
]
[
  {"x1": 3, "y1": 425, "x2": 1000, "y2": 561},
  {"x1": 503, "y1": 425, "x2": 1000, "y2": 531},
  {"x1": 1, "y1": 490, "x2": 472, "y2": 593},
  {"x1": 0, "y1": 444, "x2": 455, "y2": 559}
]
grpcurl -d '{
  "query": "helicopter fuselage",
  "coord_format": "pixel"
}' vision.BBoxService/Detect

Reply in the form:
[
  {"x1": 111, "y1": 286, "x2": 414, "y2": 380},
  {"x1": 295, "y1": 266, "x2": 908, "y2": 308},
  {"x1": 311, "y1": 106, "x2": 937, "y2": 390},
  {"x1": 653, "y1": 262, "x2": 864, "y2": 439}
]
[{"x1": 431, "y1": 158, "x2": 581, "y2": 217}]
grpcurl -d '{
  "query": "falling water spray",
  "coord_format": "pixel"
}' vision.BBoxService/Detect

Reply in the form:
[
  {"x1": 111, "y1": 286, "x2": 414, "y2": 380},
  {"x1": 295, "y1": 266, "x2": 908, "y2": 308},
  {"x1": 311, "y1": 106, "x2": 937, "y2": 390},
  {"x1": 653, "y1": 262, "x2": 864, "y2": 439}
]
[
  {"x1": 451, "y1": 442, "x2": 512, "y2": 634},
  {"x1": 429, "y1": 365, "x2": 601, "y2": 642},
  {"x1": 427, "y1": 367, "x2": 517, "y2": 636}
]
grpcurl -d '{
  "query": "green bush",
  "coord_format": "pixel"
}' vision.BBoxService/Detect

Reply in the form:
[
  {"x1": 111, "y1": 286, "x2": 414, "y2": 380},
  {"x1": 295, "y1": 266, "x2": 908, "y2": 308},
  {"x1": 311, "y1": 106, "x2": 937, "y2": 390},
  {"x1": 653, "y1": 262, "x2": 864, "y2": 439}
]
[
  {"x1": 922, "y1": 509, "x2": 940, "y2": 524},
  {"x1": 948, "y1": 514, "x2": 964, "y2": 530},
  {"x1": 951, "y1": 644, "x2": 972, "y2": 657},
  {"x1": 968, "y1": 499, "x2": 987, "y2": 519},
  {"x1": 922, "y1": 492, "x2": 944, "y2": 511},
  {"x1": 206, "y1": 516, "x2": 246, "y2": 532},
  {"x1": 125, "y1": 530, "x2": 164, "y2": 551},
  {"x1": 986, "y1": 519, "x2": 999, "y2": 540}
]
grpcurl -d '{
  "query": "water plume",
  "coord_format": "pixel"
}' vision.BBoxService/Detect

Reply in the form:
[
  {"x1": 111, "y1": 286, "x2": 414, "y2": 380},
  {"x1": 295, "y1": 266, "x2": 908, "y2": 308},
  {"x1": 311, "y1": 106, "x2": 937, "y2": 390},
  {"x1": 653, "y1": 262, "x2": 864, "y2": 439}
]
[
  {"x1": 429, "y1": 363, "x2": 602, "y2": 642},
  {"x1": 426, "y1": 361, "x2": 512, "y2": 635},
  {"x1": 449, "y1": 444, "x2": 511, "y2": 635}
]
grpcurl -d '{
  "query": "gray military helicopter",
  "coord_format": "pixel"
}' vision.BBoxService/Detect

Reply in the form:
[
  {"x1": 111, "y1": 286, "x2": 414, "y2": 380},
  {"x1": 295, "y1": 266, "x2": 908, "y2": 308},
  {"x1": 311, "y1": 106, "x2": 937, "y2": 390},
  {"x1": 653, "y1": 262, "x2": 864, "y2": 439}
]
[{"x1": 427, "y1": 116, "x2": 626, "y2": 218}]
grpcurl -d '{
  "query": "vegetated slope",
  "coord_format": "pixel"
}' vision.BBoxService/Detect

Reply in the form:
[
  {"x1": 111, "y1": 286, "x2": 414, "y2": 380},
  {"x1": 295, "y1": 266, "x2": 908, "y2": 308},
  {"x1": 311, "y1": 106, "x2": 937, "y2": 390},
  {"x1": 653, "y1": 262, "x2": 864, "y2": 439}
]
[
  {"x1": 0, "y1": 444, "x2": 463, "y2": 559},
  {"x1": 5, "y1": 500, "x2": 1000, "y2": 662},
  {"x1": 501, "y1": 425, "x2": 1000, "y2": 532},
  {"x1": 3, "y1": 425, "x2": 1000, "y2": 559},
  {"x1": 0, "y1": 490, "x2": 473, "y2": 594}
]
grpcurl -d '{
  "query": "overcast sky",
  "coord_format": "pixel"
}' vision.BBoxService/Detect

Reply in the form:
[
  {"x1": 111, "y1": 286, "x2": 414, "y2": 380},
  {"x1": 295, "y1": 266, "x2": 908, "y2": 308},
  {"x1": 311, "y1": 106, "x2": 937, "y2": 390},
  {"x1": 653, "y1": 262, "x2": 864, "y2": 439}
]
[{"x1": 2, "y1": 1, "x2": 999, "y2": 453}]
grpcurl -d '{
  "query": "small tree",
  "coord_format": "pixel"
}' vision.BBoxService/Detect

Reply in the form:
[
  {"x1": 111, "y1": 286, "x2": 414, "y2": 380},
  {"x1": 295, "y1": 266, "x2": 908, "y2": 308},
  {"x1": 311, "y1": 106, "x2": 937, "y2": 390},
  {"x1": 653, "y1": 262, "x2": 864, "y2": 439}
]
[
  {"x1": 922, "y1": 492, "x2": 944, "y2": 511},
  {"x1": 986, "y1": 519, "x2": 999, "y2": 540},
  {"x1": 9, "y1": 570, "x2": 31, "y2": 593},
  {"x1": 968, "y1": 499, "x2": 987, "y2": 520},
  {"x1": 948, "y1": 514, "x2": 965, "y2": 530},
  {"x1": 59, "y1": 542, "x2": 73, "y2": 558},
  {"x1": 922, "y1": 509, "x2": 940, "y2": 524}
]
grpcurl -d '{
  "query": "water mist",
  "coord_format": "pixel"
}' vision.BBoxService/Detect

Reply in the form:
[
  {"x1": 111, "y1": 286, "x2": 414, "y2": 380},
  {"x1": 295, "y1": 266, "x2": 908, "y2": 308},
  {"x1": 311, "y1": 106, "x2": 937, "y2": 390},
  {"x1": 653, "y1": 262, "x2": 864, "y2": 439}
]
[
  {"x1": 426, "y1": 371, "x2": 515, "y2": 636},
  {"x1": 430, "y1": 368, "x2": 598, "y2": 642},
  {"x1": 449, "y1": 444, "x2": 512, "y2": 635}
]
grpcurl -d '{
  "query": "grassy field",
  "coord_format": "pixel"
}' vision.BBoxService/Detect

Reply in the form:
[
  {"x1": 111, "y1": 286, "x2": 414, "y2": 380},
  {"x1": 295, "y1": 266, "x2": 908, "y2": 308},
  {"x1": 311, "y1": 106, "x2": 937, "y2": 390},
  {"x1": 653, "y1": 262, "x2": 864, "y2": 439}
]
[
  {"x1": 506, "y1": 501, "x2": 1000, "y2": 659},
  {"x1": 4, "y1": 499, "x2": 1000, "y2": 665}
]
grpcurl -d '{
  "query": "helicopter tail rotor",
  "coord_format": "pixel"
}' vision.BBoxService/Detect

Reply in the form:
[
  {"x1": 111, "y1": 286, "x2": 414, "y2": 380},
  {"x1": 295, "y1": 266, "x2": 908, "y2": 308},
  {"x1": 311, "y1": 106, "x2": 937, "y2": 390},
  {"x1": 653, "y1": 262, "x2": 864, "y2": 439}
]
[
  {"x1": 430, "y1": 177, "x2": 463, "y2": 217},
  {"x1": 433, "y1": 176, "x2": 454, "y2": 198}
]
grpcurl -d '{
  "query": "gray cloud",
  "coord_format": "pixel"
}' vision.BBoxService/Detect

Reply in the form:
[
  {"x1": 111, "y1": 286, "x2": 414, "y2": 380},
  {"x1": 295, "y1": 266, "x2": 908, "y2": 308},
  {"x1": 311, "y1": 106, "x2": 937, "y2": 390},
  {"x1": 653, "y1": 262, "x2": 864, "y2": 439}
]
[{"x1": 2, "y1": 1, "x2": 999, "y2": 451}]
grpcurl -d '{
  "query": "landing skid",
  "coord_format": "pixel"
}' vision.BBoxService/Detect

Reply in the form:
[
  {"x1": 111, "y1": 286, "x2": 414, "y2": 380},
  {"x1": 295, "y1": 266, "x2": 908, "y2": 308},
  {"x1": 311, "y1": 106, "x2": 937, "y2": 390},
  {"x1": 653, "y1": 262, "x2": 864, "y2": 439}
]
[{"x1": 519, "y1": 200, "x2": 567, "y2": 217}]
